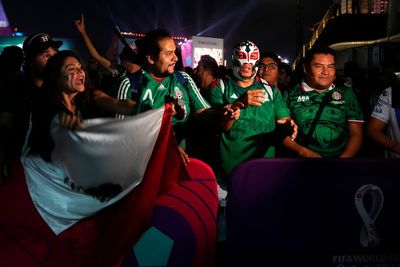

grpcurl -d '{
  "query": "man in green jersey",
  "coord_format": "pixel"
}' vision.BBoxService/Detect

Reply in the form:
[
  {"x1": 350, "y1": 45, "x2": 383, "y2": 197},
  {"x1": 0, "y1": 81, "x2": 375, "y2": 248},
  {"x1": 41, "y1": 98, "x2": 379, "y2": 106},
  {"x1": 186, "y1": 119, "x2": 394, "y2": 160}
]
[
  {"x1": 134, "y1": 29, "x2": 210, "y2": 123},
  {"x1": 133, "y1": 29, "x2": 228, "y2": 164},
  {"x1": 207, "y1": 40, "x2": 297, "y2": 184},
  {"x1": 283, "y1": 46, "x2": 364, "y2": 157}
]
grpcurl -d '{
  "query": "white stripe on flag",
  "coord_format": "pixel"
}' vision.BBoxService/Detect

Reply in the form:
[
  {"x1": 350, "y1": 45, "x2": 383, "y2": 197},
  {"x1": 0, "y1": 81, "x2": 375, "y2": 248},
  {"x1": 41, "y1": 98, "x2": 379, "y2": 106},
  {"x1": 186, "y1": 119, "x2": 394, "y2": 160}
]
[{"x1": 24, "y1": 107, "x2": 166, "y2": 234}]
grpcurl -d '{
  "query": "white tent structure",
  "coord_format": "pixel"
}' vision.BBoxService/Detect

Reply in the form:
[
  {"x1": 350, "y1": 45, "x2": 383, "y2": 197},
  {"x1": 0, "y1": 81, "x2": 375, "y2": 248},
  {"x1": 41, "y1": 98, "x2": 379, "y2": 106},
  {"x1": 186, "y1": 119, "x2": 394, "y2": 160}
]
[
  {"x1": 0, "y1": 0, "x2": 12, "y2": 36},
  {"x1": 330, "y1": 32, "x2": 400, "y2": 51}
]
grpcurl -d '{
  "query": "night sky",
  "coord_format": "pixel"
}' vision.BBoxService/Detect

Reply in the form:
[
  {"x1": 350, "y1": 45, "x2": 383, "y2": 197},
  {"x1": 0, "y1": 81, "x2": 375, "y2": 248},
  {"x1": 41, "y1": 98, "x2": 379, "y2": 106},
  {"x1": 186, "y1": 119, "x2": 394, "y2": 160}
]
[{"x1": 2, "y1": 0, "x2": 333, "y2": 64}]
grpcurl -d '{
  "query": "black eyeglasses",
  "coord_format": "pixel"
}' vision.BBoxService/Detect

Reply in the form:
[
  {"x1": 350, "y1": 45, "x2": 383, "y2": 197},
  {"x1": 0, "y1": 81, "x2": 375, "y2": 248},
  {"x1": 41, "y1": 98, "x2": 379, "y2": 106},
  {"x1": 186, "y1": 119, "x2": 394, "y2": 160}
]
[{"x1": 259, "y1": 63, "x2": 278, "y2": 70}]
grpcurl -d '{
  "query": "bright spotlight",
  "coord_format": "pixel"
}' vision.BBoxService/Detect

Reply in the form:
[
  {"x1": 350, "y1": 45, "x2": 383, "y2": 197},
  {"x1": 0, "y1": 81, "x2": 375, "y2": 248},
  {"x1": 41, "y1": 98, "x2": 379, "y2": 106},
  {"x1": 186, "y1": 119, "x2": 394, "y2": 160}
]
[{"x1": 278, "y1": 55, "x2": 290, "y2": 64}]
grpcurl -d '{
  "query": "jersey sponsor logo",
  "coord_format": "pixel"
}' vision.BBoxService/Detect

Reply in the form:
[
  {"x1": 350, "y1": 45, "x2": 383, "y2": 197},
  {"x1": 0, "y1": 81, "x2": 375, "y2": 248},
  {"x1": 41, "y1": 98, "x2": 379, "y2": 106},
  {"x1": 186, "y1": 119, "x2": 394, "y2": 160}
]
[
  {"x1": 157, "y1": 84, "x2": 166, "y2": 90},
  {"x1": 297, "y1": 95, "x2": 310, "y2": 102},
  {"x1": 230, "y1": 93, "x2": 238, "y2": 99}
]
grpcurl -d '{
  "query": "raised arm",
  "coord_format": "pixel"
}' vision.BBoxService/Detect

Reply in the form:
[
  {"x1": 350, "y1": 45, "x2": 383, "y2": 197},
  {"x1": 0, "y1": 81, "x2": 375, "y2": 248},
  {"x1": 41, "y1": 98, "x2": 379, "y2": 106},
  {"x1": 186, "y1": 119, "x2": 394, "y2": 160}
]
[{"x1": 74, "y1": 14, "x2": 115, "y2": 74}]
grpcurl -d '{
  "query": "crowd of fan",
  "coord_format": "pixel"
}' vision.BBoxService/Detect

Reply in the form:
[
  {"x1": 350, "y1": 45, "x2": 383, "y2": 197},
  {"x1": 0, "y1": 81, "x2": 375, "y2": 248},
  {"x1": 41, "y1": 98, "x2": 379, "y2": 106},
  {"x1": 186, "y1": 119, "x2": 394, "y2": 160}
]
[{"x1": 1, "y1": 15, "x2": 399, "y2": 188}]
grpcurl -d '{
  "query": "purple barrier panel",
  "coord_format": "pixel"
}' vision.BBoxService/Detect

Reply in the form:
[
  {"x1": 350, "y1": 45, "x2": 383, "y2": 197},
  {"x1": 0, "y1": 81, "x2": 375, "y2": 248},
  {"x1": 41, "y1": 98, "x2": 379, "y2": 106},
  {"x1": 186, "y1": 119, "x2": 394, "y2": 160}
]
[{"x1": 226, "y1": 158, "x2": 400, "y2": 267}]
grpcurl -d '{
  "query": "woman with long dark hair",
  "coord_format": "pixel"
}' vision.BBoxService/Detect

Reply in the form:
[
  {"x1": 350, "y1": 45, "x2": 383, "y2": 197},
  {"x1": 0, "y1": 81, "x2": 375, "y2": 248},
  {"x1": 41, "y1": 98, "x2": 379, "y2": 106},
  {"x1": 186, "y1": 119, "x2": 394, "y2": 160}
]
[
  {"x1": 28, "y1": 50, "x2": 135, "y2": 161},
  {"x1": 23, "y1": 50, "x2": 140, "y2": 234}
]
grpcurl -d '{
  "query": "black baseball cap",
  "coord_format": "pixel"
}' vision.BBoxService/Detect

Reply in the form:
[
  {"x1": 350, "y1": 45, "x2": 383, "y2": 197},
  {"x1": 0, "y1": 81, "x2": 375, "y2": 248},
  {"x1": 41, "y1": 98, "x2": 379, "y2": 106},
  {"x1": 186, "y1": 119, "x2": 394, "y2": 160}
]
[{"x1": 23, "y1": 33, "x2": 63, "y2": 56}]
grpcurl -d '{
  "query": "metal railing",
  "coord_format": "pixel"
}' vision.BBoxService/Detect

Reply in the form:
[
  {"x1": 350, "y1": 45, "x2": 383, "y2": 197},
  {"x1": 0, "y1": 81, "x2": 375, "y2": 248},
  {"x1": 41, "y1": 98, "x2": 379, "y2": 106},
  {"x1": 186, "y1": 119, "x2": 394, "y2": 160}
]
[{"x1": 293, "y1": 0, "x2": 390, "y2": 68}]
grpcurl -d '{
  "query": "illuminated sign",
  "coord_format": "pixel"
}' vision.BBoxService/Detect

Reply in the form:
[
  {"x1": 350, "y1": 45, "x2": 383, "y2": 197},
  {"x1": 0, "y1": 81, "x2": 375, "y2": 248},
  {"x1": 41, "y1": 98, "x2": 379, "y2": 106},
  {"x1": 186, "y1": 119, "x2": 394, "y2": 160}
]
[{"x1": 191, "y1": 36, "x2": 224, "y2": 68}]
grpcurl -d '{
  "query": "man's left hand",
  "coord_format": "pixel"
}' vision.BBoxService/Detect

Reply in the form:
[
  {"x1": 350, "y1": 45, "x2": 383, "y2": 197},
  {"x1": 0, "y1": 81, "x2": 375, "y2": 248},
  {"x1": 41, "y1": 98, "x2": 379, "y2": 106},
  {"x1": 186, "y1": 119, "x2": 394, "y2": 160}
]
[{"x1": 277, "y1": 118, "x2": 298, "y2": 141}]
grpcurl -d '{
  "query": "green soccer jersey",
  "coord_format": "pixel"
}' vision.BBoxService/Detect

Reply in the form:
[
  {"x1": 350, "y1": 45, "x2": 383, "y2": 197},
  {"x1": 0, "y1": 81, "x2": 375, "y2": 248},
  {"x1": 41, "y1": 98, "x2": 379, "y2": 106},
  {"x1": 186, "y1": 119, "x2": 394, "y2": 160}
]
[
  {"x1": 208, "y1": 76, "x2": 290, "y2": 180},
  {"x1": 134, "y1": 70, "x2": 210, "y2": 125},
  {"x1": 114, "y1": 76, "x2": 131, "y2": 119},
  {"x1": 285, "y1": 82, "x2": 364, "y2": 157}
]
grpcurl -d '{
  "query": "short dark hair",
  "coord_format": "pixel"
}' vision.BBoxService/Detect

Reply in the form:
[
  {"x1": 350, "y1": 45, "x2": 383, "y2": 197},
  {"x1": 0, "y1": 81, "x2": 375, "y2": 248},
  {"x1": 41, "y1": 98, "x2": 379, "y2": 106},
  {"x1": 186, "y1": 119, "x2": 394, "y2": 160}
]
[
  {"x1": 260, "y1": 51, "x2": 281, "y2": 65},
  {"x1": 118, "y1": 45, "x2": 141, "y2": 65},
  {"x1": 0, "y1": 45, "x2": 24, "y2": 72},
  {"x1": 304, "y1": 46, "x2": 336, "y2": 66},
  {"x1": 198, "y1": 55, "x2": 219, "y2": 77},
  {"x1": 136, "y1": 28, "x2": 172, "y2": 64}
]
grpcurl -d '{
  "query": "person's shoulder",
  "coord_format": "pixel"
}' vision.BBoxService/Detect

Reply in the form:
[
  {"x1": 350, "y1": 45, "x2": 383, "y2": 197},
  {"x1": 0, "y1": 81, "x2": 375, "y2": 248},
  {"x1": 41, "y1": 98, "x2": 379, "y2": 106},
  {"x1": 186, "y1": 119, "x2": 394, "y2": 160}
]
[
  {"x1": 379, "y1": 86, "x2": 391, "y2": 99},
  {"x1": 383, "y1": 86, "x2": 391, "y2": 95},
  {"x1": 130, "y1": 69, "x2": 148, "y2": 85},
  {"x1": 117, "y1": 75, "x2": 130, "y2": 86},
  {"x1": 254, "y1": 76, "x2": 265, "y2": 84},
  {"x1": 256, "y1": 77, "x2": 275, "y2": 89},
  {"x1": 209, "y1": 78, "x2": 224, "y2": 90},
  {"x1": 175, "y1": 70, "x2": 189, "y2": 76},
  {"x1": 209, "y1": 79, "x2": 231, "y2": 96},
  {"x1": 175, "y1": 70, "x2": 192, "y2": 80},
  {"x1": 334, "y1": 84, "x2": 353, "y2": 92},
  {"x1": 286, "y1": 83, "x2": 302, "y2": 95},
  {"x1": 334, "y1": 84, "x2": 359, "y2": 98},
  {"x1": 127, "y1": 68, "x2": 144, "y2": 77},
  {"x1": 173, "y1": 71, "x2": 193, "y2": 86}
]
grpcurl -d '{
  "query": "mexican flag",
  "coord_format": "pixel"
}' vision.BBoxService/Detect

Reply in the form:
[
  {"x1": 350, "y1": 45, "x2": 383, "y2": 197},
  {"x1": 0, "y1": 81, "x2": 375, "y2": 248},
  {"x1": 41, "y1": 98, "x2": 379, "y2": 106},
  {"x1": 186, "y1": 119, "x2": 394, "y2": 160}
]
[{"x1": 0, "y1": 104, "x2": 189, "y2": 266}]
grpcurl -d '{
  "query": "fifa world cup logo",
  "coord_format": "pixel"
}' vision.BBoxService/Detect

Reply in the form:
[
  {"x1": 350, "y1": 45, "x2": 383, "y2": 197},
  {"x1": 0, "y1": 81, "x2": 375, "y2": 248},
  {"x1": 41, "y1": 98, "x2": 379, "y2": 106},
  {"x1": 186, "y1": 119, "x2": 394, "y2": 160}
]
[{"x1": 354, "y1": 184, "x2": 384, "y2": 248}]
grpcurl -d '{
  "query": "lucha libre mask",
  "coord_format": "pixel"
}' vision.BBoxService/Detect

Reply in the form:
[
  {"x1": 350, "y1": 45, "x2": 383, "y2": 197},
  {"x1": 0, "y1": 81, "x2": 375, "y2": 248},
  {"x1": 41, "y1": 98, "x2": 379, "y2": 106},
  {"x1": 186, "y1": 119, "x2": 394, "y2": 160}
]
[{"x1": 231, "y1": 40, "x2": 260, "y2": 81}]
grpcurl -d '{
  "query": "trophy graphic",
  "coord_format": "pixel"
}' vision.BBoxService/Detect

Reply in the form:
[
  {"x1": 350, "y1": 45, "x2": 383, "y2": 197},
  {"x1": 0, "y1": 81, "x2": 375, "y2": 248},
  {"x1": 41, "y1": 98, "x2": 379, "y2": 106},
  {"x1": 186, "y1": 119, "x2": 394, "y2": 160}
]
[{"x1": 354, "y1": 184, "x2": 384, "y2": 248}]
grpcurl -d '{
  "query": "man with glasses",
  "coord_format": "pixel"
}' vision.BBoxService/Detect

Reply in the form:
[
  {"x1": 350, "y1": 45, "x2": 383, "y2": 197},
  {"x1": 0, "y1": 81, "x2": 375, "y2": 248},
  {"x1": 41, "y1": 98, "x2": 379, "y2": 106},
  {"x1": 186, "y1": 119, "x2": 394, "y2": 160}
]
[
  {"x1": 207, "y1": 40, "x2": 297, "y2": 186},
  {"x1": 257, "y1": 52, "x2": 281, "y2": 92}
]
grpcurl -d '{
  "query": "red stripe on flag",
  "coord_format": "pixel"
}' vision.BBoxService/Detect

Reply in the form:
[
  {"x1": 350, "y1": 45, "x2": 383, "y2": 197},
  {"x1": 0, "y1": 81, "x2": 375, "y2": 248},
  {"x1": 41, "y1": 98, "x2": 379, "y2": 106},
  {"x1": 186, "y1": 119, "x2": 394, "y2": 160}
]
[{"x1": 0, "y1": 161, "x2": 75, "y2": 266}]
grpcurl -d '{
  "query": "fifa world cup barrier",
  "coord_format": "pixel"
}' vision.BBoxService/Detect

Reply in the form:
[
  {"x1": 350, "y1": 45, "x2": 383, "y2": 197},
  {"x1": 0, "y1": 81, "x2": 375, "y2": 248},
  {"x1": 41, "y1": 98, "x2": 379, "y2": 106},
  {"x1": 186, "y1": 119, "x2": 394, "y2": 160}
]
[{"x1": 225, "y1": 158, "x2": 400, "y2": 267}]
